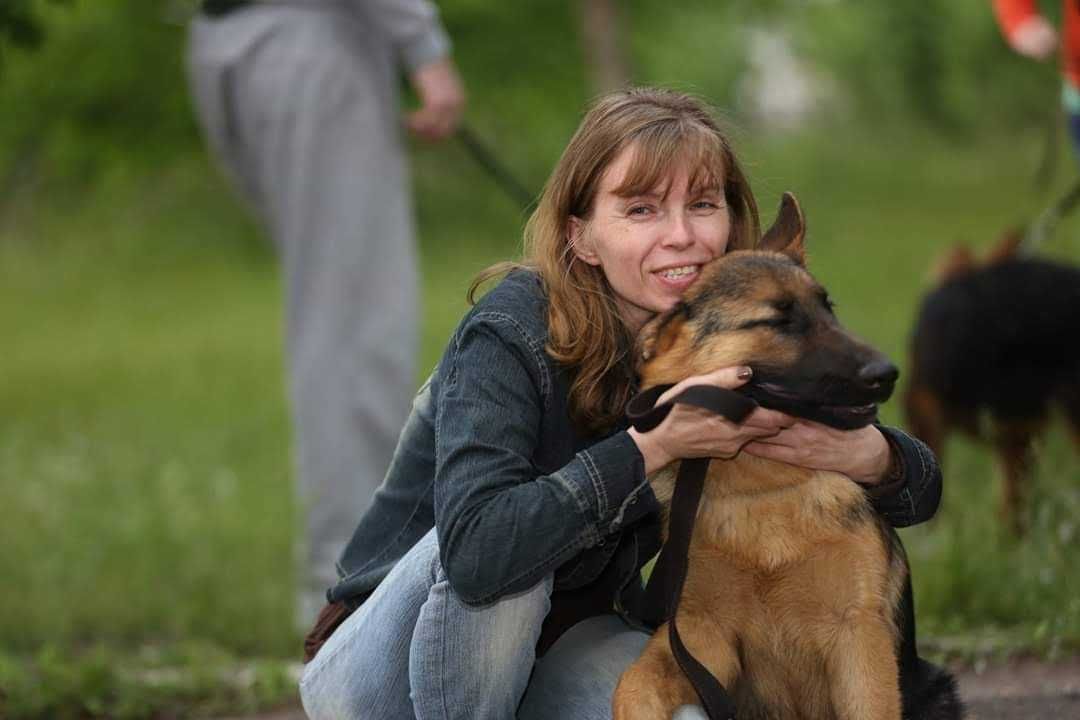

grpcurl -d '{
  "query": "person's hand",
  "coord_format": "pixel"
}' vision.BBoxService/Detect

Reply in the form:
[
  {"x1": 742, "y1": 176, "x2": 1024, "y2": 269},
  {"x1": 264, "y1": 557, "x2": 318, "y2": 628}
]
[
  {"x1": 742, "y1": 420, "x2": 892, "y2": 486},
  {"x1": 628, "y1": 367, "x2": 795, "y2": 474},
  {"x1": 1010, "y1": 16, "x2": 1058, "y2": 61},
  {"x1": 406, "y1": 57, "x2": 465, "y2": 141}
]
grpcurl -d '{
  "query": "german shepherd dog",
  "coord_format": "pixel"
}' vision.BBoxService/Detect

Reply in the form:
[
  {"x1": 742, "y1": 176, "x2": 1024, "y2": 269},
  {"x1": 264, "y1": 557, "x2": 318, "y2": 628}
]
[
  {"x1": 904, "y1": 232, "x2": 1080, "y2": 536},
  {"x1": 612, "y1": 195, "x2": 962, "y2": 720}
]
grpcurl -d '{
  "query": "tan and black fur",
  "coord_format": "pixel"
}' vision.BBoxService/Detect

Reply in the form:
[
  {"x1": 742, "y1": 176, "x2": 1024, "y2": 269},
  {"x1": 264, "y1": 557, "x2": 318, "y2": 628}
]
[
  {"x1": 904, "y1": 232, "x2": 1080, "y2": 536},
  {"x1": 612, "y1": 194, "x2": 961, "y2": 720}
]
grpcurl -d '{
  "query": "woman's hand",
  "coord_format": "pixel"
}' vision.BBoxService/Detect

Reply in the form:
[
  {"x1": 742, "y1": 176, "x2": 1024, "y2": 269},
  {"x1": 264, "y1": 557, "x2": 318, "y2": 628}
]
[
  {"x1": 742, "y1": 420, "x2": 892, "y2": 485},
  {"x1": 628, "y1": 366, "x2": 795, "y2": 474}
]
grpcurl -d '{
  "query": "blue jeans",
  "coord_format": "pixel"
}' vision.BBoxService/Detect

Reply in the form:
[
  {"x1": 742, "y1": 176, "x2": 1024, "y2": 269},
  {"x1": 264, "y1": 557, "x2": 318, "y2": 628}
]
[
  {"x1": 299, "y1": 528, "x2": 707, "y2": 719},
  {"x1": 520, "y1": 615, "x2": 707, "y2": 720},
  {"x1": 300, "y1": 527, "x2": 549, "y2": 719}
]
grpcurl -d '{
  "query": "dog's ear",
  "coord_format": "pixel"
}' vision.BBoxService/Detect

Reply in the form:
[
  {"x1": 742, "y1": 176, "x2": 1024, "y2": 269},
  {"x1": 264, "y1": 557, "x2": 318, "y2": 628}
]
[
  {"x1": 933, "y1": 243, "x2": 975, "y2": 282},
  {"x1": 636, "y1": 303, "x2": 689, "y2": 366},
  {"x1": 985, "y1": 228, "x2": 1023, "y2": 265},
  {"x1": 759, "y1": 192, "x2": 806, "y2": 266}
]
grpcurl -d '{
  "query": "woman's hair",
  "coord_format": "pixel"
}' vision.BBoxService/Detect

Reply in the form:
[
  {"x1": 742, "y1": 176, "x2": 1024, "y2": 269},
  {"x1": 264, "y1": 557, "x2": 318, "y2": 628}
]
[{"x1": 470, "y1": 87, "x2": 760, "y2": 433}]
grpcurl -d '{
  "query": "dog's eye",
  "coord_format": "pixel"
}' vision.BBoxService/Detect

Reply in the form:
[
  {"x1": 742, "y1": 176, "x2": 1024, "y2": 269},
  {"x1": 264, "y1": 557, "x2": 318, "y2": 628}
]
[
  {"x1": 735, "y1": 316, "x2": 788, "y2": 331},
  {"x1": 771, "y1": 314, "x2": 794, "y2": 328}
]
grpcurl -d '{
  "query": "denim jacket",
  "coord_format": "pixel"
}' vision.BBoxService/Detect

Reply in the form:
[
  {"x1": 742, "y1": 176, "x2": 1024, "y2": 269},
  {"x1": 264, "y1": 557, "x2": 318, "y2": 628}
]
[{"x1": 328, "y1": 270, "x2": 943, "y2": 638}]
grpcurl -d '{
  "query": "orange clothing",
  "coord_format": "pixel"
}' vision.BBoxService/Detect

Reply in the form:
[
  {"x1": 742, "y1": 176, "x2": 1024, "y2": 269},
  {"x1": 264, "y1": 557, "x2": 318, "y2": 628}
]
[{"x1": 994, "y1": 0, "x2": 1080, "y2": 88}]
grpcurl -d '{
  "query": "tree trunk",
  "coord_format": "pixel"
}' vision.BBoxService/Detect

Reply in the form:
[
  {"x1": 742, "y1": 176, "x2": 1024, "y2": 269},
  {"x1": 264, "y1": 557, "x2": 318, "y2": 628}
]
[{"x1": 580, "y1": 0, "x2": 631, "y2": 94}]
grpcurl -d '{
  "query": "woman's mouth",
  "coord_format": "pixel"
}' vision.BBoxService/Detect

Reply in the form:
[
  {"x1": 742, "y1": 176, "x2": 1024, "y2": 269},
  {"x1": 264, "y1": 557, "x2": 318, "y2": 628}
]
[{"x1": 654, "y1": 264, "x2": 701, "y2": 288}]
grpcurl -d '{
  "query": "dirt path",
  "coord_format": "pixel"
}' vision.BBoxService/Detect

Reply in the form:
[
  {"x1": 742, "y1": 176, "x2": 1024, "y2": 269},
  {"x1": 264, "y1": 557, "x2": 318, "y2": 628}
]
[
  {"x1": 958, "y1": 657, "x2": 1080, "y2": 719},
  {"x1": 230, "y1": 658, "x2": 1080, "y2": 719}
]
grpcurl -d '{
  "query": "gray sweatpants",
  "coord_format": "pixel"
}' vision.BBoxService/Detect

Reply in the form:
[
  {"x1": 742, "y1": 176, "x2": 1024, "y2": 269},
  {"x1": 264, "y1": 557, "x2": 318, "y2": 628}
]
[{"x1": 187, "y1": 5, "x2": 417, "y2": 626}]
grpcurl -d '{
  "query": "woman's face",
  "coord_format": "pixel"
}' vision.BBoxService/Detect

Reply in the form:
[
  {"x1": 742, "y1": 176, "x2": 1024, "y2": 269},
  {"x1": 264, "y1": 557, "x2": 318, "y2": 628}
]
[{"x1": 569, "y1": 144, "x2": 732, "y2": 335}]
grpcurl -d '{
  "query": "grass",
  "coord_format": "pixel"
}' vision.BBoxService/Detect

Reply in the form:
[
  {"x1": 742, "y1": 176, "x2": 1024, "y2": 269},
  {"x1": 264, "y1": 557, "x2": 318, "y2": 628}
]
[{"x1": 2, "y1": 123, "x2": 1078, "y2": 716}]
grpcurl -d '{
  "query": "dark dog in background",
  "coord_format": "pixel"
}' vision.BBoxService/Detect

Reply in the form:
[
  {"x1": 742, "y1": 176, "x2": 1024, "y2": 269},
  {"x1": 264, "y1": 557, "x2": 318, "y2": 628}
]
[{"x1": 904, "y1": 232, "x2": 1080, "y2": 535}]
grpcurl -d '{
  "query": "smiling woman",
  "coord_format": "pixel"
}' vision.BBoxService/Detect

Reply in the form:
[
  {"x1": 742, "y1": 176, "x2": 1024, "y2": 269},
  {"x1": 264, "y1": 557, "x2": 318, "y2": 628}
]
[{"x1": 297, "y1": 87, "x2": 943, "y2": 720}]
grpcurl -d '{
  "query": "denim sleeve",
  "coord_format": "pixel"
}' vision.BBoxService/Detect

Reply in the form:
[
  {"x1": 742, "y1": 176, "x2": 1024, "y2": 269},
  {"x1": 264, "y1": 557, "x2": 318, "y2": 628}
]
[
  {"x1": 862, "y1": 425, "x2": 943, "y2": 528},
  {"x1": 434, "y1": 313, "x2": 658, "y2": 605}
]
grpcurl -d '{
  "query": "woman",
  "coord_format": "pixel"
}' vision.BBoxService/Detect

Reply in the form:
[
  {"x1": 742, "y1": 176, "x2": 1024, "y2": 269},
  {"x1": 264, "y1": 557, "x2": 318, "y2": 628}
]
[{"x1": 299, "y1": 87, "x2": 942, "y2": 720}]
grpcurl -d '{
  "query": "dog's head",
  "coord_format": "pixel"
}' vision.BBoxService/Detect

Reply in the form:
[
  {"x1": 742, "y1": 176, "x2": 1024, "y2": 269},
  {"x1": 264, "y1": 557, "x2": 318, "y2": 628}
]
[{"x1": 637, "y1": 193, "x2": 897, "y2": 430}]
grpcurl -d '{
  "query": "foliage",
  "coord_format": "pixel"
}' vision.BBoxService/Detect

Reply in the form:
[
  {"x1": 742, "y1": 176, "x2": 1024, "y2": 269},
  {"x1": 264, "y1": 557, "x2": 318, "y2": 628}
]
[
  {"x1": 0, "y1": 0, "x2": 71, "y2": 56},
  {"x1": 0, "y1": 0, "x2": 1069, "y2": 197},
  {"x1": 0, "y1": 1, "x2": 199, "y2": 188},
  {"x1": 791, "y1": 0, "x2": 1059, "y2": 133}
]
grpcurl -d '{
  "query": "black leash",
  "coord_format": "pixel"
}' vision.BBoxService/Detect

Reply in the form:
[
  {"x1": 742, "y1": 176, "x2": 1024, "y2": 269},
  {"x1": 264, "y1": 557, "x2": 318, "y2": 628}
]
[
  {"x1": 626, "y1": 384, "x2": 758, "y2": 720},
  {"x1": 456, "y1": 125, "x2": 535, "y2": 211},
  {"x1": 1024, "y1": 174, "x2": 1080, "y2": 252}
]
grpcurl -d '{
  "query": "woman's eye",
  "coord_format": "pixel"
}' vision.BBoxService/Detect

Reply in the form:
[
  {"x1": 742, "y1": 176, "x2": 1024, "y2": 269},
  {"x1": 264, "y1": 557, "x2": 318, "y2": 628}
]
[
  {"x1": 627, "y1": 205, "x2": 652, "y2": 217},
  {"x1": 691, "y1": 200, "x2": 718, "y2": 211}
]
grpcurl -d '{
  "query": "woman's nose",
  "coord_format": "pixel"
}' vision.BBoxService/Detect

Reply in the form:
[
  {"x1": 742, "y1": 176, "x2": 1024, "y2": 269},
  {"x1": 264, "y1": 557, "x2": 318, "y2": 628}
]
[{"x1": 662, "y1": 212, "x2": 694, "y2": 249}]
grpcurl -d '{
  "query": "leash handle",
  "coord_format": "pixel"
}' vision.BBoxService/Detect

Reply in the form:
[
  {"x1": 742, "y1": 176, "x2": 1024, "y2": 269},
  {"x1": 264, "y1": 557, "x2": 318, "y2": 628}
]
[{"x1": 627, "y1": 384, "x2": 756, "y2": 720}]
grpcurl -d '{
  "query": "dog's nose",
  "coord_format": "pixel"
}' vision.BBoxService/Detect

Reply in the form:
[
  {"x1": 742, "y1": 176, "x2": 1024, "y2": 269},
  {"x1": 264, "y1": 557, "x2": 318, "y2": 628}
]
[{"x1": 858, "y1": 360, "x2": 899, "y2": 389}]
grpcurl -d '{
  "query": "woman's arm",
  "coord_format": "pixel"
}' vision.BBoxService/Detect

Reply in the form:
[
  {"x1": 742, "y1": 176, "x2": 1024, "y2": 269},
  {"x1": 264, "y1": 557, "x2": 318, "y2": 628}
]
[
  {"x1": 434, "y1": 313, "x2": 659, "y2": 605},
  {"x1": 863, "y1": 426, "x2": 943, "y2": 527}
]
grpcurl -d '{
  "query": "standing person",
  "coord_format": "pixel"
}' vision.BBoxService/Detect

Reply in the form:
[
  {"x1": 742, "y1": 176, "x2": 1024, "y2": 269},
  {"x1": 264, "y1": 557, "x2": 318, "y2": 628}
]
[
  {"x1": 993, "y1": 0, "x2": 1080, "y2": 155},
  {"x1": 186, "y1": 0, "x2": 465, "y2": 626},
  {"x1": 298, "y1": 87, "x2": 944, "y2": 720}
]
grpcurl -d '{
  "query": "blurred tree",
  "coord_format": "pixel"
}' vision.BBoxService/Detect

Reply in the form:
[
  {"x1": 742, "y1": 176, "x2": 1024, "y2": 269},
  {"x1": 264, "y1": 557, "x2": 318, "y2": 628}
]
[
  {"x1": 0, "y1": 0, "x2": 198, "y2": 185},
  {"x1": 0, "y1": 0, "x2": 71, "y2": 64},
  {"x1": 791, "y1": 0, "x2": 1056, "y2": 137},
  {"x1": 883, "y1": 1, "x2": 953, "y2": 130},
  {"x1": 0, "y1": 0, "x2": 1063, "y2": 193},
  {"x1": 580, "y1": 0, "x2": 630, "y2": 93}
]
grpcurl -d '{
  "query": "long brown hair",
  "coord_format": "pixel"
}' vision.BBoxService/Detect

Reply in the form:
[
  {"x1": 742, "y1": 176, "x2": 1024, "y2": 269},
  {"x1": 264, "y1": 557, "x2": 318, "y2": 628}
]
[{"x1": 470, "y1": 87, "x2": 760, "y2": 433}]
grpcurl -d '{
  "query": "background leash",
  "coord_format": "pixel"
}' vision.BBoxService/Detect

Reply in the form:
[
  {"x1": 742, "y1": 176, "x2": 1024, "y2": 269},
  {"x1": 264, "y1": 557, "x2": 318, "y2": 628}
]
[{"x1": 456, "y1": 124, "x2": 536, "y2": 211}]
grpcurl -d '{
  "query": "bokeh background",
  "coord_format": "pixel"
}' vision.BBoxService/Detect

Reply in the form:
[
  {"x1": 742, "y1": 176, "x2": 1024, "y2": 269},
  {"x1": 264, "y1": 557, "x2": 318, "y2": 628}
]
[{"x1": 1, "y1": 0, "x2": 1078, "y2": 716}]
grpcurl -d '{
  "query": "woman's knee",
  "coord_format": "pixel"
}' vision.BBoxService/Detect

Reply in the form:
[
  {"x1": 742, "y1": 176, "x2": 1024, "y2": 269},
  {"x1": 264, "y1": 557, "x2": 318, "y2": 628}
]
[
  {"x1": 422, "y1": 569, "x2": 552, "y2": 664},
  {"x1": 482, "y1": 574, "x2": 554, "y2": 668},
  {"x1": 299, "y1": 528, "x2": 443, "y2": 719},
  {"x1": 519, "y1": 614, "x2": 650, "y2": 720},
  {"x1": 409, "y1": 574, "x2": 554, "y2": 719}
]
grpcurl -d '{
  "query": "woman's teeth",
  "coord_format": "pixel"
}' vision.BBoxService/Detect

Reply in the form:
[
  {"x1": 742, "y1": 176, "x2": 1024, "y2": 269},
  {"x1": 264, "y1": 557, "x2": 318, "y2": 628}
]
[{"x1": 658, "y1": 265, "x2": 698, "y2": 279}]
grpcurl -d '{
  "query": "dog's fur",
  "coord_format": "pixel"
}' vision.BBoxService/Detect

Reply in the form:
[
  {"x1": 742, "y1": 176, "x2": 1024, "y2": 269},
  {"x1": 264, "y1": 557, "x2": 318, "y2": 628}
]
[
  {"x1": 904, "y1": 232, "x2": 1080, "y2": 535},
  {"x1": 612, "y1": 195, "x2": 961, "y2": 720}
]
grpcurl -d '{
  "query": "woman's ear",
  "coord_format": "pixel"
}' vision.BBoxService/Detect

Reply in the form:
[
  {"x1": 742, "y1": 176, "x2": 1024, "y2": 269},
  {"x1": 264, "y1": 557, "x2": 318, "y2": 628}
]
[{"x1": 568, "y1": 216, "x2": 601, "y2": 266}]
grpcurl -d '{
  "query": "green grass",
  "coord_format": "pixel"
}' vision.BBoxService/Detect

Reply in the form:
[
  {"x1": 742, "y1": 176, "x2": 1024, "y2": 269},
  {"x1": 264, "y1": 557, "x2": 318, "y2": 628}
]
[
  {"x1": 0, "y1": 641, "x2": 298, "y2": 720},
  {"x1": 2, "y1": 125, "x2": 1079, "y2": 716}
]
